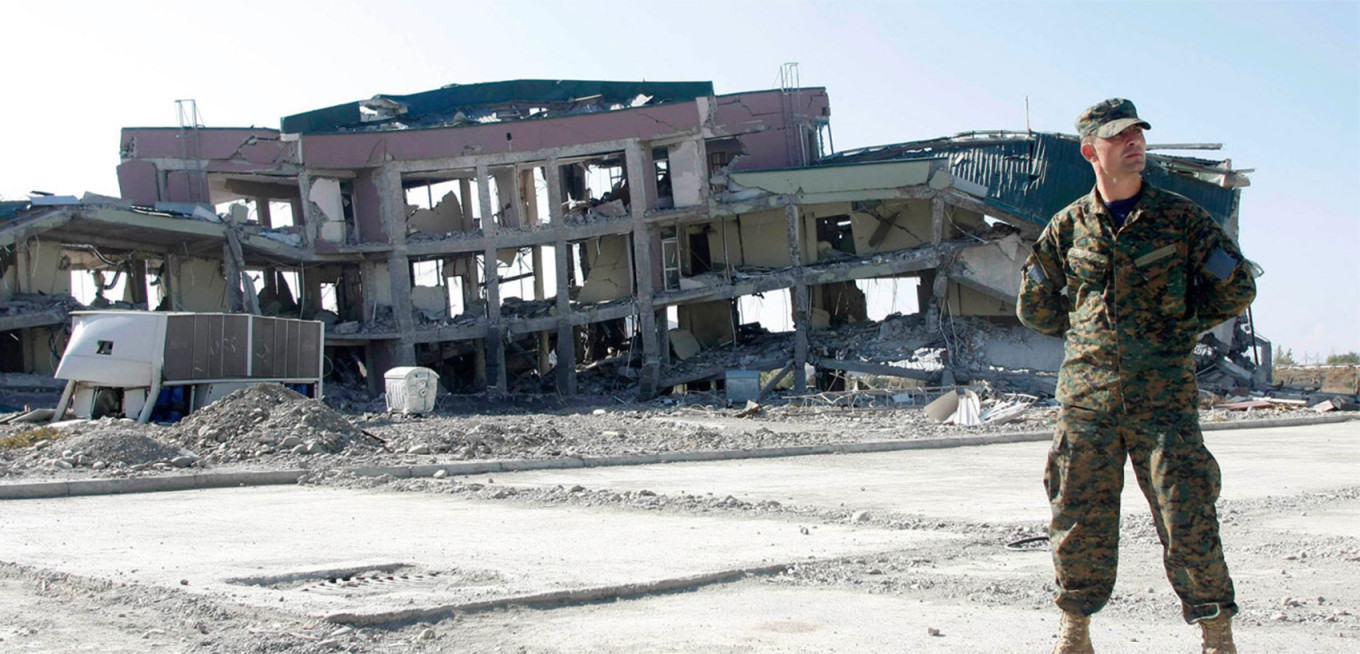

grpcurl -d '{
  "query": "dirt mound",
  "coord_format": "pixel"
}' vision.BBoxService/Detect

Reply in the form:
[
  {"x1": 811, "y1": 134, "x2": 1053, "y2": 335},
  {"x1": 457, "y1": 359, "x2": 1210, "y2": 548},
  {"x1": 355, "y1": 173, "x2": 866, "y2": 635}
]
[
  {"x1": 170, "y1": 383, "x2": 374, "y2": 462},
  {"x1": 59, "y1": 428, "x2": 192, "y2": 467},
  {"x1": 0, "y1": 420, "x2": 194, "y2": 474}
]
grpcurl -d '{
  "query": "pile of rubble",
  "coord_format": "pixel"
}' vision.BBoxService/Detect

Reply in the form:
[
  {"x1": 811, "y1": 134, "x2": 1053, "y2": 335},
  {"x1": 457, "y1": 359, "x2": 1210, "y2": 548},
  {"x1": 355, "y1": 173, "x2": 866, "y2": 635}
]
[
  {"x1": 0, "y1": 420, "x2": 196, "y2": 476},
  {"x1": 168, "y1": 383, "x2": 375, "y2": 463}
]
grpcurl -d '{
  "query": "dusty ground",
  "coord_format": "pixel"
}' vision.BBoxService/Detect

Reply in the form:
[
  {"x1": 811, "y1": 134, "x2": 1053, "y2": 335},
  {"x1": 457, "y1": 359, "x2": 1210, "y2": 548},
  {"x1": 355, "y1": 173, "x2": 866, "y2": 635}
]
[
  {"x1": 0, "y1": 383, "x2": 1325, "y2": 482},
  {"x1": 1, "y1": 384, "x2": 1356, "y2": 652}
]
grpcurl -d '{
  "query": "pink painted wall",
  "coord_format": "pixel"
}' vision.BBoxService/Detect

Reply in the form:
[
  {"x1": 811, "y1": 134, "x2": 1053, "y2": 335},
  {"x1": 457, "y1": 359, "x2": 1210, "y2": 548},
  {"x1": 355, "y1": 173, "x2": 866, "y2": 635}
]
[
  {"x1": 714, "y1": 89, "x2": 830, "y2": 170},
  {"x1": 120, "y1": 127, "x2": 287, "y2": 163},
  {"x1": 116, "y1": 160, "x2": 159, "y2": 205}
]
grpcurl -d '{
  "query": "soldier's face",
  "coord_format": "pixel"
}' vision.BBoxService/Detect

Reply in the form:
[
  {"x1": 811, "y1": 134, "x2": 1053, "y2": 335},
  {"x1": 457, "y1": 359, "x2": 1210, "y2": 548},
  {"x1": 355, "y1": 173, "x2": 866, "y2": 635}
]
[{"x1": 1085, "y1": 125, "x2": 1147, "y2": 177}]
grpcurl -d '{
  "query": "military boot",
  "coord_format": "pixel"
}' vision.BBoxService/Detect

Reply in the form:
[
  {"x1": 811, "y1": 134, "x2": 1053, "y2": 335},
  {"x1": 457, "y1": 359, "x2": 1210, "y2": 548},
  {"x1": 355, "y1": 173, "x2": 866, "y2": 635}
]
[
  {"x1": 1199, "y1": 614, "x2": 1236, "y2": 654},
  {"x1": 1053, "y1": 611, "x2": 1094, "y2": 654}
]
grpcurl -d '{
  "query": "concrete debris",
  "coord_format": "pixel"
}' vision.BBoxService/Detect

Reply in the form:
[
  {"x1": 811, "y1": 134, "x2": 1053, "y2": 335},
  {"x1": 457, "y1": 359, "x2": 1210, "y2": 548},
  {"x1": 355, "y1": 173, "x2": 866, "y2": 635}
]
[
  {"x1": 168, "y1": 383, "x2": 372, "y2": 463},
  {"x1": 669, "y1": 329, "x2": 701, "y2": 360},
  {"x1": 978, "y1": 395, "x2": 1036, "y2": 425},
  {"x1": 2, "y1": 421, "x2": 193, "y2": 471},
  {"x1": 923, "y1": 391, "x2": 959, "y2": 423},
  {"x1": 945, "y1": 390, "x2": 981, "y2": 427},
  {"x1": 734, "y1": 401, "x2": 762, "y2": 418}
]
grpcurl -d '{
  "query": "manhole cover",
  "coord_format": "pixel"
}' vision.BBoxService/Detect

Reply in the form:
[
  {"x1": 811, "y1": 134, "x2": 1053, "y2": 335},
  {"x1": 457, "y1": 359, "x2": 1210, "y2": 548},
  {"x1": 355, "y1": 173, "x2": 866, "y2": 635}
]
[{"x1": 227, "y1": 563, "x2": 507, "y2": 597}]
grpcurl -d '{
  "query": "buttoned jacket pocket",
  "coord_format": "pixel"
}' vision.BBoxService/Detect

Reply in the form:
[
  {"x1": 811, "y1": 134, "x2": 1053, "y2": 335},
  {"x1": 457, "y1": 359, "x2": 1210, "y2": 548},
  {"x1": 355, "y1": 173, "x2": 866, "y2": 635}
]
[{"x1": 1135, "y1": 244, "x2": 1187, "y2": 317}]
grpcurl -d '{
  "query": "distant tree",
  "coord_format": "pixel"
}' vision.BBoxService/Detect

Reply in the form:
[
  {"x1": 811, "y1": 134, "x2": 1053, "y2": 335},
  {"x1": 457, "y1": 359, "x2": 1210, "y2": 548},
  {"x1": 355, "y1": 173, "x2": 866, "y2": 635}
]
[
  {"x1": 1274, "y1": 346, "x2": 1296, "y2": 366},
  {"x1": 1325, "y1": 351, "x2": 1360, "y2": 365}
]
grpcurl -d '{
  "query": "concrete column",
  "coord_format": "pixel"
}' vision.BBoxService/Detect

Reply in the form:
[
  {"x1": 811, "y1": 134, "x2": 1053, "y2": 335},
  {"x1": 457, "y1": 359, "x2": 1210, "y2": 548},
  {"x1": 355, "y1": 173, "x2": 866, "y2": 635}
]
[
  {"x1": 299, "y1": 265, "x2": 322, "y2": 316},
  {"x1": 925, "y1": 196, "x2": 948, "y2": 326},
  {"x1": 14, "y1": 241, "x2": 33, "y2": 371},
  {"x1": 14, "y1": 240, "x2": 30, "y2": 294},
  {"x1": 256, "y1": 198, "x2": 273, "y2": 228},
  {"x1": 222, "y1": 241, "x2": 244, "y2": 313},
  {"x1": 478, "y1": 164, "x2": 507, "y2": 395},
  {"x1": 127, "y1": 260, "x2": 149, "y2": 307},
  {"x1": 164, "y1": 254, "x2": 184, "y2": 311},
  {"x1": 532, "y1": 245, "x2": 551, "y2": 375},
  {"x1": 626, "y1": 141, "x2": 660, "y2": 398},
  {"x1": 296, "y1": 172, "x2": 320, "y2": 247},
  {"x1": 547, "y1": 158, "x2": 577, "y2": 395},
  {"x1": 255, "y1": 198, "x2": 279, "y2": 313},
  {"x1": 377, "y1": 165, "x2": 415, "y2": 367},
  {"x1": 787, "y1": 203, "x2": 810, "y2": 393},
  {"x1": 459, "y1": 179, "x2": 475, "y2": 229}
]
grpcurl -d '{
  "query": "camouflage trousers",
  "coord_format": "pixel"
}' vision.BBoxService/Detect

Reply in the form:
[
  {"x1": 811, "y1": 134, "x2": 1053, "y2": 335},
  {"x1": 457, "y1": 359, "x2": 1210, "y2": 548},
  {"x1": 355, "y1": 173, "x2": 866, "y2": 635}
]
[{"x1": 1045, "y1": 404, "x2": 1237, "y2": 624}]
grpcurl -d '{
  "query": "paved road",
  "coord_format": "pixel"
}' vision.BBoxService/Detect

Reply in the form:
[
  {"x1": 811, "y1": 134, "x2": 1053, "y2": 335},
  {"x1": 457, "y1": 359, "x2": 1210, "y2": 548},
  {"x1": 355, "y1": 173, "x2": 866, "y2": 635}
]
[
  {"x1": 488, "y1": 422, "x2": 1360, "y2": 523},
  {"x1": 1, "y1": 421, "x2": 1356, "y2": 652}
]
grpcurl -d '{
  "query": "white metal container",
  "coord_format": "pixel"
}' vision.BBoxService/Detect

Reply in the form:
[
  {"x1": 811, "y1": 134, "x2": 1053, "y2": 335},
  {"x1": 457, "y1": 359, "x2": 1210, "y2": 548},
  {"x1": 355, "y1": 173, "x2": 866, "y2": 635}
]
[
  {"x1": 53, "y1": 311, "x2": 324, "y2": 423},
  {"x1": 384, "y1": 366, "x2": 439, "y2": 414}
]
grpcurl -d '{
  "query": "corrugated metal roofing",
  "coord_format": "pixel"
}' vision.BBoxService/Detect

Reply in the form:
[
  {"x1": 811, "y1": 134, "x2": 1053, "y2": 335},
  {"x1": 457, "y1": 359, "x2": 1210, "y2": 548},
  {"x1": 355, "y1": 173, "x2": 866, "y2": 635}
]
[{"x1": 824, "y1": 133, "x2": 1239, "y2": 227}]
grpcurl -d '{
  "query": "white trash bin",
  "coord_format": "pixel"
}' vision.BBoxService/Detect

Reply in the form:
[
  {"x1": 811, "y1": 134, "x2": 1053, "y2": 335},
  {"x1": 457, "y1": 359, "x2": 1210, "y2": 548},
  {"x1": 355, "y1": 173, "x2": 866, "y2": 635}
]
[{"x1": 384, "y1": 366, "x2": 439, "y2": 414}]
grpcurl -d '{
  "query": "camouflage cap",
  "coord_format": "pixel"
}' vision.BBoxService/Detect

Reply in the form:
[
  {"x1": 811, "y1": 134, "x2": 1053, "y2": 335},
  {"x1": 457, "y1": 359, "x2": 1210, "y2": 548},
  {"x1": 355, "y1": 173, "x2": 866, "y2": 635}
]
[{"x1": 1076, "y1": 98, "x2": 1152, "y2": 139}]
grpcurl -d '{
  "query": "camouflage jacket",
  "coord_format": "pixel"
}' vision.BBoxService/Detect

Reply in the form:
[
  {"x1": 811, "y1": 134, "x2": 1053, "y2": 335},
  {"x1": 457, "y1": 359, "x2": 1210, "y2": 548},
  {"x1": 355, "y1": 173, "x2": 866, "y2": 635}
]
[{"x1": 1016, "y1": 183, "x2": 1256, "y2": 412}]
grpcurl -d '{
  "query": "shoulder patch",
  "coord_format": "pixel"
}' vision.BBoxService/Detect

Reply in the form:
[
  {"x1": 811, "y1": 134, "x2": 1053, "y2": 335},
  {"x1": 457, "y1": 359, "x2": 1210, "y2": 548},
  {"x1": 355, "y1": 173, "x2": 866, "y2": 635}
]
[
  {"x1": 1028, "y1": 265, "x2": 1046, "y2": 284},
  {"x1": 1205, "y1": 248, "x2": 1238, "y2": 281}
]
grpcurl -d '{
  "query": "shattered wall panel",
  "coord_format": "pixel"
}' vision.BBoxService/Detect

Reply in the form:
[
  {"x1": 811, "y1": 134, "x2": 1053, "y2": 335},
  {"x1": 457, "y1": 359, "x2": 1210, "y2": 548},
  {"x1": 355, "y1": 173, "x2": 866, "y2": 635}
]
[
  {"x1": 733, "y1": 209, "x2": 793, "y2": 268},
  {"x1": 849, "y1": 201, "x2": 931, "y2": 255},
  {"x1": 15, "y1": 241, "x2": 70, "y2": 297},
  {"x1": 578, "y1": 235, "x2": 633, "y2": 303},
  {"x1": 116, "y1": 160, "x2": 160, "y2": 205},
  {"x1": 953, "y1": 233, "x2": 1026, "y2": 305},
  {"x1": 712, "y1": 89, "x2": 830, "y2": 170},
  {"x1": 411, "y1": 285, "x2": 448, "y2": 320},
  {"x1": 177, "y1": 258, "x2": 231, "y2": 313},
  {"x1": 309, "y1": 178, "x2": 347, "y2": 244},
  {"x1": 668, "y1": 140, "x2": 705, "y2": 208},
  {"x1": 947, "y1": 283, "x2": 1013, "y2": 317},
  {"x1": 353, "y1": 170, "x2": 388, "y2": 243},
  {"x1": 678, "y1": 300, "x2": 734, "y2": 348},
  {"x1": 407, "y1": 192, "x2": 466, "y2": 234}
]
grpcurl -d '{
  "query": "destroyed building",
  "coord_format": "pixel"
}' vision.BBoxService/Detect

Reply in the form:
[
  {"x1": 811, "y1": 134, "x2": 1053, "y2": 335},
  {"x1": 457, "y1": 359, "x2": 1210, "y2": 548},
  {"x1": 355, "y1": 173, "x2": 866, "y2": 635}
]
[{"x1": 0, "y1": 79, "x2": 1266, "y2": 399}]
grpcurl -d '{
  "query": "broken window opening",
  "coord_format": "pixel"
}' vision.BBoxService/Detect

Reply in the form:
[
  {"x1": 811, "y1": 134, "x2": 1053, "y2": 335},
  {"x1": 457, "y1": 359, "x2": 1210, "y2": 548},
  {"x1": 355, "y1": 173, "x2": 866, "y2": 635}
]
[
  {"x1": 660, "y1": 228, "x2": 681, "y2": 291},
  {"x1": 815, "y1": 215, "x2": 856, "y2": 259},
  {"x1": 488, "y1": 170, "x2": 509, "y2": 228},
  {"x1": 737, "y1": 290, "x2": 793, "y2": 335},
  {"x1": 532, "y1": 167, "x2": 551, "y2": 225},
  {"x1": 268, "y1": 201, "x2": 296, "y2": 228},
  {"x1": 339, "y1": 181, "x2": 357, "y2": 244},
  {"x1": 706, "y1": 138, "x2": 743, "y2": 178},
  {"x1": 320, "y1": 282, "x2": 339, "y2": 314},
  {"x1": 857, "y1": 277, "x2": 922, "y2": 322},
  {"x1": 410, "y1": 259, "x2": 450, "y2": 323},
  {"x1": 404, "y1": 178, "x2": 474, "y2": 237},
  {"x1": 653, "y1": 147, "x2": 673, "y2": 210},
  {"x1": 687, "y1": 226, "x2": 714, "y2": 274},
  {"x1": 253, "y1": 269, "x2": 301, "y2": 317},
  {"x1": 554, "y1": 155, "x2": 630, "y2": 225}
]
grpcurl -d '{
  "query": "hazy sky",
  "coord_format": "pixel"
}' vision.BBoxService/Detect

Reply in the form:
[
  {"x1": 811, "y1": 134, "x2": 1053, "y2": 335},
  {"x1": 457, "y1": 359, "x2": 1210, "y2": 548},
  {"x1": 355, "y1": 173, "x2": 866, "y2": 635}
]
[{"x1": 3, "y1": 0, "x2": 1357, "y2": 358}]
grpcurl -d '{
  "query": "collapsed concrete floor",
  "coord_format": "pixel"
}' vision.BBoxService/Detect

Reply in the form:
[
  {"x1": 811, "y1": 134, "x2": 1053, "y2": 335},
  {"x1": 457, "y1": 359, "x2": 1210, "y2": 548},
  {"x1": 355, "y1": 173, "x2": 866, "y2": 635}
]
[{"x1": 1, "y1": 420, "x2": 1357, "y2": 653}]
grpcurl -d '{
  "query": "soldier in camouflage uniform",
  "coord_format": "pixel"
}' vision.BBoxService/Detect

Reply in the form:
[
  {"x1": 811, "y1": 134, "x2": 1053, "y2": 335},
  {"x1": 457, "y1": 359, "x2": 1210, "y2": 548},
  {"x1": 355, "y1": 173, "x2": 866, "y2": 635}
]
[{"x1": 1017, "y1": 99, "x2": 1256, "y2": 654}]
